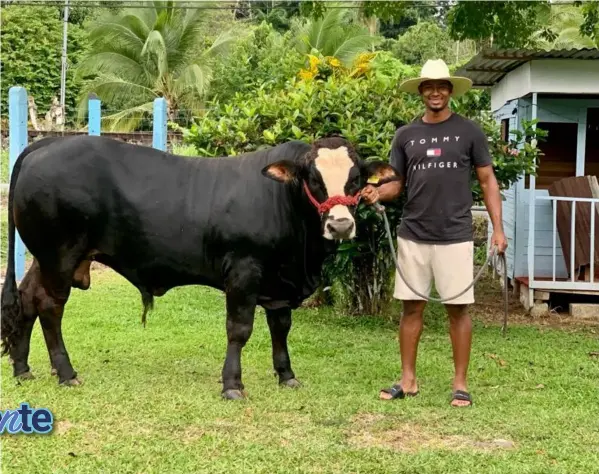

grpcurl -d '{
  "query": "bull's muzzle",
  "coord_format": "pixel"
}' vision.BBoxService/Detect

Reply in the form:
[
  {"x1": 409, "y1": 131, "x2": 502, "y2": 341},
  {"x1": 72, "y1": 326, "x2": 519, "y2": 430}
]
[{"x1": 325, "y1": 217, "x2": 355, "y2": 240}]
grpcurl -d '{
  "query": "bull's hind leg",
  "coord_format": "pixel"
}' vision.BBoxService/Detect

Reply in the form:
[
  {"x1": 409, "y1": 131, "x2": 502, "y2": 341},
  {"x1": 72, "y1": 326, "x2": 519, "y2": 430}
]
[
  {"x1": 221, "y1": 257, "x2": 261, "y2": 401},
  {"x1": 8, "y1": 260, "x2": 42, "y2": 380},
  {"x1": 37, "y1": 284, "x2": 80, "y2": 386},
  {"x1": 46, "y1": 257, "x2": 91, "y2": 377},
  {"x1": 266, "y1": 308, "x2": 300, "y2": 388},
  {"x1": 36, "y1": 255, "x2": 83, "y2": 386},
  {"x1": 43, "y1": 258, "x2": 91, "y2": 377}
]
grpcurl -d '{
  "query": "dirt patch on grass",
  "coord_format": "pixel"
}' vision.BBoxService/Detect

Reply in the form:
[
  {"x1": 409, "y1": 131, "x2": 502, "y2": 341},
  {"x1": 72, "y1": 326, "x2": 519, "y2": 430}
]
[
  {"x1": 180, "y1": 426, "x2": 206, "y2": 444},
  {"x1": 472, "y1": 270, "x2": 599, "y2": 332},
  {"x1": 473, "y1": 270, "x2": 529, "y2": 322},
  {"x1": 347, "y1": 413, "x2": 516, "y2": 453},
  {"x1": 348, "y1": 424, "x2": 472, "y2": 452},
  {"x1": 55, "y1": 420, "x2": 76, "y2": 435}
]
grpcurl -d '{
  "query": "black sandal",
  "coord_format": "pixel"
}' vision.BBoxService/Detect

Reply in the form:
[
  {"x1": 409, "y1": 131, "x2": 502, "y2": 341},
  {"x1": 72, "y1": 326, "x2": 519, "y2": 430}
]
[
  {"x1": 379, "y1": 384, "x2": 419, "y2": 400},
  {"x1": 450, "y1": 390, "x2": 473, "y2": 407}
]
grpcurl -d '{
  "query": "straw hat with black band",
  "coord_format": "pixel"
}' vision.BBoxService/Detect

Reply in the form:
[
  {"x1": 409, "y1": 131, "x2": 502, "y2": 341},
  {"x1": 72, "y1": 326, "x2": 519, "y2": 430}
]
[{"x1": 398, "y1": 59, "x2": 473, "y2": 97}]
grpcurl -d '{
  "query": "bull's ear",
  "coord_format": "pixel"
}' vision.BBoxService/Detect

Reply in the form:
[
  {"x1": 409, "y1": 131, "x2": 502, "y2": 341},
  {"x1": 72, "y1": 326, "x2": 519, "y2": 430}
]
[
  {"x1": 262, "y1": 160, "x2": 299, "y2": 183},
  {"x1": 362, "y1": 160, "x2": 400, "y2": 186}
]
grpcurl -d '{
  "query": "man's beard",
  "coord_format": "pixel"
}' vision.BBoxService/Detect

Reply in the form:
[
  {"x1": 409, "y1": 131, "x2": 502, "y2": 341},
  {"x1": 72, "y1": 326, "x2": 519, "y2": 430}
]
[{"x1": 428, "y1": 103, "x2": 447, "y2": 112}]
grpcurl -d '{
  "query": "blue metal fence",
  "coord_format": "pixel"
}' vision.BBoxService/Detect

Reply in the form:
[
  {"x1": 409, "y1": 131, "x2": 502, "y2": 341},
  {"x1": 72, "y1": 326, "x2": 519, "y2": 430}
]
[
  {"x1": 8, "y1": 87, "x2": 28, "y2": 281},
  {"x1": 6, "y1": 86, "x2": 169, "y2": 281}
]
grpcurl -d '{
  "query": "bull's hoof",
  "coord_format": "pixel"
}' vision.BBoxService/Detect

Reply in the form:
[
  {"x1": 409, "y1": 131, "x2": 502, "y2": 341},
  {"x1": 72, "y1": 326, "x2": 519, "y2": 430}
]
[
  {"x1": 60, "y1": 377, "x2": 82, "y2": 387},
  {"x1": 221, "y1": 389, "x2": 246, "y2": 400},
  {"x1": 51, "y1": 368, "x2": 58, "y2": 376},
  {"x1": 280, "y1": 378, "x2": 301, "y2": 389},
  {"x1": 16, "y1": 371, "x2": 35, "y2": 381}
]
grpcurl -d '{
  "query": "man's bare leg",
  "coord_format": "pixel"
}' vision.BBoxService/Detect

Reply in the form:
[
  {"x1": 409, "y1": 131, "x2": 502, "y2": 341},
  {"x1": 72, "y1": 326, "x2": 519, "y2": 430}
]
[
  {"x1": 380, "y1": 300, "x2": 426, "y2": 399},
  {"x1": 446, "y1": 303, "x2": 472, "y2": 406}
]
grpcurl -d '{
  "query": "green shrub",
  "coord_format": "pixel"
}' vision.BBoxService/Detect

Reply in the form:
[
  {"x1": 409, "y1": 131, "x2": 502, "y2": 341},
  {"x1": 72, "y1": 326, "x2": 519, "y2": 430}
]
[
  {"x1": 207, "y1": 22, "x2": 305, "y2": 104},
  {"x1": 171, "y1": 143, "x2": 200, "y2": 156},
  {"x1": 0, "y1": 5, "x2": 90, "y2": 124},
  {"x1": 178, "y1": 55, "x2": 422, "y2": 159},
  {"x1": 176, "y1": 53, "x2": 541, "y2": 316}
]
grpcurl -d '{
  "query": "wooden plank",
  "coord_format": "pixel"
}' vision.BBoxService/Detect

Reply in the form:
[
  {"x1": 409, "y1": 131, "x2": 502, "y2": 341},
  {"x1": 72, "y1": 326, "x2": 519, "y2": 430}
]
[
  {"x1": 590, "y1": 176, "x2": 599, "y2": 199},
  {"x1": 551, "y1": 178, "x2": 578, "y2": 272},
  {"x1": 522, "y1": 247, "x2": 565, "y2": 256},
  {"x1": 515, "y1": 276, "x2": 599, "y2": 296},
  {"x1": 548, "y1": 176, "x2": 599, "y2": 280}
]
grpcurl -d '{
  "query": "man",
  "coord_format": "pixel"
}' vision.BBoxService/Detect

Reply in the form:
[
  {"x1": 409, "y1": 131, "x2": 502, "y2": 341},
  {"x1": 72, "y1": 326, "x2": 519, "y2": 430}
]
[{"x1": 361, "y1": 59, "x2": 507, "y2": 407}]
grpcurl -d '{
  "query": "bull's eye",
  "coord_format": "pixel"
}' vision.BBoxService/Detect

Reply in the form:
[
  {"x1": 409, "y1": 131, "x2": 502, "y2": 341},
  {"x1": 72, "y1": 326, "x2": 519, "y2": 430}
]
[
  {"x1": 309, "y1": 175, "x2": 321, "y2": 190},
  {"x1": 347, "y1": 174, "x2": 361, "y2": 193},
  {"x1": 308, "y1": 175, "x2": 325, "y2": 200}
]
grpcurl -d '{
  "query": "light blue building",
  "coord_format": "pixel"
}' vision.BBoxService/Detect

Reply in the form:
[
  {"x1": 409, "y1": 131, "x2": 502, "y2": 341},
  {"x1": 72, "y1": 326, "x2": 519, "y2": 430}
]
[{"x1": 456, "y1": 48, "x2": 599, "y2": 310}]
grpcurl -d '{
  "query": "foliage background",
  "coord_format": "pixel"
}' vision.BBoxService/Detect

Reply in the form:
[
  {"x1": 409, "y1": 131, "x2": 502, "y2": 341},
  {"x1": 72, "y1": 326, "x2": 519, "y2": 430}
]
[
  {"x1": 2, "y1": 0, "x2": 594, "y2": 316},
  {"x1": 0, "y1": 5, "x2": 90, "y2": 123},
  {"x1": 175, "y1": 39, "x2": 542, "y2": 315}
]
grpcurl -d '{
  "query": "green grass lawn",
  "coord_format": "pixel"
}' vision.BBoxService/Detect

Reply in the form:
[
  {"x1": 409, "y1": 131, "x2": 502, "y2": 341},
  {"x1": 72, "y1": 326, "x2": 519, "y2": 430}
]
[
  {"x1": 1, "y1": 267, "x2": 599, "y2": 473},
  {"x1": 1, "y1": 148, "x2": 9, "y2": 184}
]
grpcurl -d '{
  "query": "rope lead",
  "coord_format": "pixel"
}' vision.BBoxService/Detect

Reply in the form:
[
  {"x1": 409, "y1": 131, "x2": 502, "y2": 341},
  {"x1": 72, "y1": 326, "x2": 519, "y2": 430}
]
[{"x1": 374, "y1": 203, "x2": 509, "y2": 336}]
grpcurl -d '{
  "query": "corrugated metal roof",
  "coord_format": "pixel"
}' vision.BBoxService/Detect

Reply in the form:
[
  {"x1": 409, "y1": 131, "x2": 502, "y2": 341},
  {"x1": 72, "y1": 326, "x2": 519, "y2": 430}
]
[{"x1": 454, "y1": 47, "x2": 599, "y2": 87}]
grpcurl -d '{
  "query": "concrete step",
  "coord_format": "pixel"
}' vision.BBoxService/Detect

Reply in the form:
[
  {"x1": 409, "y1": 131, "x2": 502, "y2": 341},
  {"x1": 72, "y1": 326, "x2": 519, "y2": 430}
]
[{"x1": 569, "y1": 304, "x2": 599, "y2": 321}]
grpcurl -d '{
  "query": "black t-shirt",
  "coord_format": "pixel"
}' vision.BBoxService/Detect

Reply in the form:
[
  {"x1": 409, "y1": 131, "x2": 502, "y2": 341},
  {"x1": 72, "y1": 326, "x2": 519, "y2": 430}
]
[{"x1": 390, "y1": 113, "x2": 493, "y2": 244}]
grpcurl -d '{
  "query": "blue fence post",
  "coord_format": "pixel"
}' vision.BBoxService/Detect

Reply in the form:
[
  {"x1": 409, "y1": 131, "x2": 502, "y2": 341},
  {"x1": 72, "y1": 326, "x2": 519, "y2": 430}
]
[
  {"x1": 152, "y1": 97, "x2": 167, "y2": 151},
  {"x1": 8, "y1": 86, "x2": 28, "y2": 281},
  {"x1": 88, "y1": 92, "x2": 101, "y2": 136}
]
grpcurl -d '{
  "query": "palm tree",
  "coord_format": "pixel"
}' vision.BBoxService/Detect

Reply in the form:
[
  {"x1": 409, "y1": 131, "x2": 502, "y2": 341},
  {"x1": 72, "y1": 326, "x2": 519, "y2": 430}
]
[
  {"x1": 76, "y1": 1, "x2": 238, "y2": 132},
  {"x1": 528, "y1": 4, "x2": 598, "y2": 50},
  {"x1": 290, "y1": 5, "x2": 381, "y2": 69}
]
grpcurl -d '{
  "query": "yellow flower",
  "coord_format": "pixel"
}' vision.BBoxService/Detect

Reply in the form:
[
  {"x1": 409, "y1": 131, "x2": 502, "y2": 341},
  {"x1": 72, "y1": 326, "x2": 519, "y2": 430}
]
[
  {"x1": 326, "y1": 56, "x2": 342, "y2": 67},
  {"x1": 356, "y1": 52, "x2": 376, "y2": 64},
  {"x1": 348, "y1": 63, "x2": 370, "y2": 78},
  {"x1": 308, "y1": 54, "x2": 321, "y2": 70},
  {"x1": 298, "y1": 68, "x2": 315, "y2": 81}
]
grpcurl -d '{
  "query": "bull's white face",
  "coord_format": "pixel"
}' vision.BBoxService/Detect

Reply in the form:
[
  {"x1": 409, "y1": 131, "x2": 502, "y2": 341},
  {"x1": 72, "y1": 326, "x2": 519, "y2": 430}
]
[
  {"x1": 314, "y1": 146, "x2": 356, "y2": 240},
  {"x1": 261, "y1": 137, "x2": 400, "y2": 241}
]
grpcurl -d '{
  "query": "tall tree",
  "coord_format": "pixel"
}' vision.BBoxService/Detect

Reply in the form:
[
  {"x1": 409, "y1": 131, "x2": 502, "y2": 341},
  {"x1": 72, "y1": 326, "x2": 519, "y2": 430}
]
[
  {"x1": 297, "y1": 0, "x2": 438, "y2": 35},
  {"x1": 529, "y1": 4, "x2": 598, "y2": 49},
  {"x1": 378, "y1": 1, "x2": 450, "y2": 39},
  {"x1": 234, "y1": 1, "x2": 302, "y2": 31},
  {"x1": 59, "y1": 0, "x2": 125, "y2": 26},
  {"x1": 580, "y1": 0, "x2": 599, "y2": 44},
  {"x1": 0, "y1": 5, "x2": 89, "y2": 122},
  {"x1": 390, "y1": 21, "x2": 476, "y2": 66},
  {"x1": 447, "y1": 1, "x2": 553, "y2": 49},
  {"x1": 76, "y1": 0, "x2": 238, "y2": 131}
]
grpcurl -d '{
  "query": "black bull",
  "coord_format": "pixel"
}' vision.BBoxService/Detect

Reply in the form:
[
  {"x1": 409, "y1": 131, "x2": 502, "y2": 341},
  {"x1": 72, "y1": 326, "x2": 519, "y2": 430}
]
[{"x1": 1, "y1": 135, "x2": 399, "y2": 399}]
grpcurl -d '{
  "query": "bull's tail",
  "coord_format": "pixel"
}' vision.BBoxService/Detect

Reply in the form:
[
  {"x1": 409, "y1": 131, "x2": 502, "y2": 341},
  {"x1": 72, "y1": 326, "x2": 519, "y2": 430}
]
[
  {"x1": 1, "y1": 148, "x2": 29, "y2": 356},
  {"x1": 141, "y1": 290, "x2": 154, "y2": 327},
  {"x1": 1, "y1": 137, "x2": 70, "y2": 355},
  {"x1": 1, "y1": 205, "x2": 22, "y2": 356}
]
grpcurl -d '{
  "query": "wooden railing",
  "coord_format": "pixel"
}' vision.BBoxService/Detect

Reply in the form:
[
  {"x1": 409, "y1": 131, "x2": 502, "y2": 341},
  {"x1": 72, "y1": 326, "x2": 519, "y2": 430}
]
[{"x1": 530, "y1": 195, "x2": 599, "y2": 291}]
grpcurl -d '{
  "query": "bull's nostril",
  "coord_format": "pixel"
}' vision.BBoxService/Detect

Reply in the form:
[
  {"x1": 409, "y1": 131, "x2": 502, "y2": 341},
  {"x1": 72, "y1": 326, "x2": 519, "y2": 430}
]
[
  {"x1": 327, "y1": 218, "x2": 354, "y2": 236},
  {"x1": 341, "y1": 222, "x2": 354, "y2": 235}
]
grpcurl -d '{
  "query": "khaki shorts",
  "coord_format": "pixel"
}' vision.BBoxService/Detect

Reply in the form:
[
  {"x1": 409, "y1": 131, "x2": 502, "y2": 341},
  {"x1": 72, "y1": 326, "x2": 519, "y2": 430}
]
[{"x1": 393, "y1": 236, "x2": 475, "y2": 305}]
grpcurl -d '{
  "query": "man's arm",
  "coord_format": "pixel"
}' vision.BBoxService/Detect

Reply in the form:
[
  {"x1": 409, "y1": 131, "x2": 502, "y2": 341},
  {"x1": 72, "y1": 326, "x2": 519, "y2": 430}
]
[
  {"x1": 476, "y1": 165, "x2": 507, "y2": 252},
  {"x1": 377, "y1": 179, "x2": 404, "y2": 202},
  {"x1": 470, "y1": 121, "x2": 507, "y2": 252},
  {"x1": 360, "y1": 178, "x2": 403, "y2": 205},
  {"x1": 361, "y1": 128, "x2": 406, "y2": 205}
]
